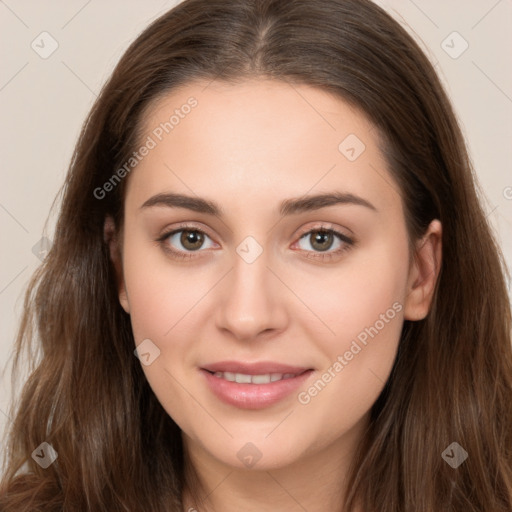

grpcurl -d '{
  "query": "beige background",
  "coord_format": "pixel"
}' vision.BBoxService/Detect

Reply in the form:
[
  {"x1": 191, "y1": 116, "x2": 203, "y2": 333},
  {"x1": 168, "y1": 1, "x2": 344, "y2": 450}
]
[{"x1": 1, "y1": 0, "x2": 511, "y2": 462}]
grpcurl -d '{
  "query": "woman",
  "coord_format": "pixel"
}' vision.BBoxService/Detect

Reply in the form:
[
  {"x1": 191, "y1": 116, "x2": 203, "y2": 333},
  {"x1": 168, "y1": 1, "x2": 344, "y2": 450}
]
[{"x1": 1, "y1": 0, "x2": 511, "y2": 510}]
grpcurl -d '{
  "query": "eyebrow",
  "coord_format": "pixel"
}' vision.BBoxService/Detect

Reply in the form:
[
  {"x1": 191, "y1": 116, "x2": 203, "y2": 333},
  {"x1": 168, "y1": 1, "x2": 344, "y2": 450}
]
[{"x1": 140, "y1": 191, "x2": 377, "y2": 216}]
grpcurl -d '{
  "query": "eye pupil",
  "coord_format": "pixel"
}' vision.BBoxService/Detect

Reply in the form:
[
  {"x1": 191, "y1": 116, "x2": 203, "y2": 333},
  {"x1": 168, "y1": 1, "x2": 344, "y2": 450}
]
[
  {"x1": 311, "y1": 231, "x2": 333, "y2": 252},
  {"x1": 181, "y1": 230, "x2": 204, "y2": 250}
]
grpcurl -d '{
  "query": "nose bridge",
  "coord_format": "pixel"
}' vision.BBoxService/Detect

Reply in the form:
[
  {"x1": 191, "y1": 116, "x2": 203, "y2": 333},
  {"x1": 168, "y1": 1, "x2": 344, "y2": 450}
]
[{"x1": 215, "y1": 237, "x2": 285, "y2": 339}]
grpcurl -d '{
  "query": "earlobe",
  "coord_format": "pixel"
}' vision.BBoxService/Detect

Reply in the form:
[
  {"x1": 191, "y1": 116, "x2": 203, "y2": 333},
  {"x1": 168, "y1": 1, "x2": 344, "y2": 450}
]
[
  {"x1": 103, "y1": 215, "x2": 130, "y2": 314},
  {"x1": 403, "y1": 219, "x2": 442, "y2": 321}
]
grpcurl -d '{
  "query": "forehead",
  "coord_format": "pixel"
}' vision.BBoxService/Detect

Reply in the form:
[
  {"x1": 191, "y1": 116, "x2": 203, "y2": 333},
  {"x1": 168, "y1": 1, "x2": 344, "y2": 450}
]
[{"x1": 125, "y1": 78, "x2": 400, "y2": 216}]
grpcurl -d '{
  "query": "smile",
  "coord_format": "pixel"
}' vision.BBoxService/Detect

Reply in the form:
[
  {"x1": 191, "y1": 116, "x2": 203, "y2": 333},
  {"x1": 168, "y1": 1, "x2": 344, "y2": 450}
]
[
  {"x1": 210, "y1": 371, "x2": 299, "y2": 384},
  {"x1": 200, "y1": 363, "x2": 314, "y2": 409}
]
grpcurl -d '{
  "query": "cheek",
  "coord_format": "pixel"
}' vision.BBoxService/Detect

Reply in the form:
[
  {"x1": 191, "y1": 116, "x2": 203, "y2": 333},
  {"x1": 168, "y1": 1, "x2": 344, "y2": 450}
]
[
  {"x1": 291, "y1": 235, "x2": 408, "y2": 348},
  {"x1": 121, "y1": 242, "x2": 211, "y2": 431},
  {"x1": 291, "y1": 238, "x2": 407, "y2": 416},
  {"x1": 305, "y1": 233, "x2": 408, "y2": 433},
  {"x1": 121, "y1": 239, "x2": 225, "y2": 416},
  {"x1": 122, "y1": 236, "x2": 214, "y2": 343}
]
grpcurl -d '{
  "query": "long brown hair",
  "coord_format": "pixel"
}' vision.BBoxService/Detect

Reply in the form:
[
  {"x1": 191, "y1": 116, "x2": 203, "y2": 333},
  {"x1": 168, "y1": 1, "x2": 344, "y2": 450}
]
[{"x1": 1, "y1": 0, "x2": 511, "y2": 510}]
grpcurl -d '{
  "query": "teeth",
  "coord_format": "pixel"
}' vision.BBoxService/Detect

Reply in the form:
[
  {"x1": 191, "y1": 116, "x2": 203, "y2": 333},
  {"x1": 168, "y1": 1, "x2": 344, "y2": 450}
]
[
  {"x1": 212, "y1": 371, "x2": 297, "y2": 384},
  {"x1": 235, "y1": 373, "x2": 252, "y2": 384},
  {"x1": 252, "y1": 374, "x2": 271, "y2": 384}
]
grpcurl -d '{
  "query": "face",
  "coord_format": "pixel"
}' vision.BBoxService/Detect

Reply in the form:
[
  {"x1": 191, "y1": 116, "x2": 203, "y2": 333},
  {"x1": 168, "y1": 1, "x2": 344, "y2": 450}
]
[{"x1": 110, "y1": 78, "x2": 440, "y2": 471}]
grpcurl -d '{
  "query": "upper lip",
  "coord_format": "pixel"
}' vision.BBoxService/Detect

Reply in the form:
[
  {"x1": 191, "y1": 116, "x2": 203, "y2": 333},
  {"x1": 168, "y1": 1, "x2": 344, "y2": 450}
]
[{"x1": 201, "y1": 361, "x2": 312, "y2": 375}]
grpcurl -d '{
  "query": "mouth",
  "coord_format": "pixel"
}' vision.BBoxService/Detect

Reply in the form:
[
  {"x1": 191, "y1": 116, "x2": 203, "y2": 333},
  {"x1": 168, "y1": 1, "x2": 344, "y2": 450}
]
[
  {"x1": 204, "y1": 369, "x2": 306, "y2": 384},
  {"x1": 199, "y1": 361, "x2": 314, "y2": 409}
]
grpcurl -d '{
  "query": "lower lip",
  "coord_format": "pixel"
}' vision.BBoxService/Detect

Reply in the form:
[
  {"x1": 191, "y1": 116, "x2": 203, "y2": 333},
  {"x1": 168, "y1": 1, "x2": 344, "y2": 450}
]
[{"x1": 200, "y1": 369, "x2": 314, "y2": 409}]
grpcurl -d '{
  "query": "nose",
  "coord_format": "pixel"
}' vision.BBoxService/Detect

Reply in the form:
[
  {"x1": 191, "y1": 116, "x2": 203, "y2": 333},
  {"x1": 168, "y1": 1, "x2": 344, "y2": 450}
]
[{"x1": 215, "y1": 249, "x2": 288, "y2": 342}]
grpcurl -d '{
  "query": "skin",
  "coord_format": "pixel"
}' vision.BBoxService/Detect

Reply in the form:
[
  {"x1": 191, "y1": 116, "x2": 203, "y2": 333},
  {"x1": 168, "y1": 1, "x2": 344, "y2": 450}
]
[{"x1": 106, "y1": 78, "x2": 442, "y2": 511}]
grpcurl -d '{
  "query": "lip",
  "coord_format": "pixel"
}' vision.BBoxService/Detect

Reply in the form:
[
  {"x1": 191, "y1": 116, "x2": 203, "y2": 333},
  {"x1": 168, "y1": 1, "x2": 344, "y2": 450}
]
[
  {"x1": 200, "y1": 361, "x2": 314, "y2": 410},
  {"x1": 201, "y1": 360, "x2": 311, "y2": 375}
]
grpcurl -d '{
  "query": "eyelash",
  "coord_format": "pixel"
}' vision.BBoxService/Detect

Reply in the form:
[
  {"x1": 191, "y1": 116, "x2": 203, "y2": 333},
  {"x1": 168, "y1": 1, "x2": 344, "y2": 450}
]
[{"x1": 156, "y1": 223, "x2": 355, "y2": 262}]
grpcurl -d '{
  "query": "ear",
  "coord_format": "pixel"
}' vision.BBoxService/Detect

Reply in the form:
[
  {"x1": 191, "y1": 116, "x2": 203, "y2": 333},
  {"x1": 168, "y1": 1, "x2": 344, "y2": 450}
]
[
  {"x1": 104, "y1": 215, "x2": 130, "y2": 314},
  {"x1": 403, "y1": 219, "x2": 442, "y2": 321}
]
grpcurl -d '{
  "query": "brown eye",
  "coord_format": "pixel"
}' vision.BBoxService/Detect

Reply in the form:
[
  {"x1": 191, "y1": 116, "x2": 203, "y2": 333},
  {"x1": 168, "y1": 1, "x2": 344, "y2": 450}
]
[
  {"x1": 295, "y1": 227, "x2": 354, "y2": 261},
  {"x1": 159, "y1": 227, "x2": 216, "y2": 256},
  {"x1": 180, "y1": 230, "x2": 205, "y2": 251},
  {"x1": 309, "y1": 230, "x2": 335, "y2": 252}
]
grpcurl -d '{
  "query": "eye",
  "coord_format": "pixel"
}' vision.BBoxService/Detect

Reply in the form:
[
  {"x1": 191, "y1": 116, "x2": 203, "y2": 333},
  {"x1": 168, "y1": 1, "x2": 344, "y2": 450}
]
[
  {"x1": 293, "y1": 226, "x2": 354, "y2": 261},
  {"x1": 157, "y1": 225, "x2": 216, "y2": 260}
]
